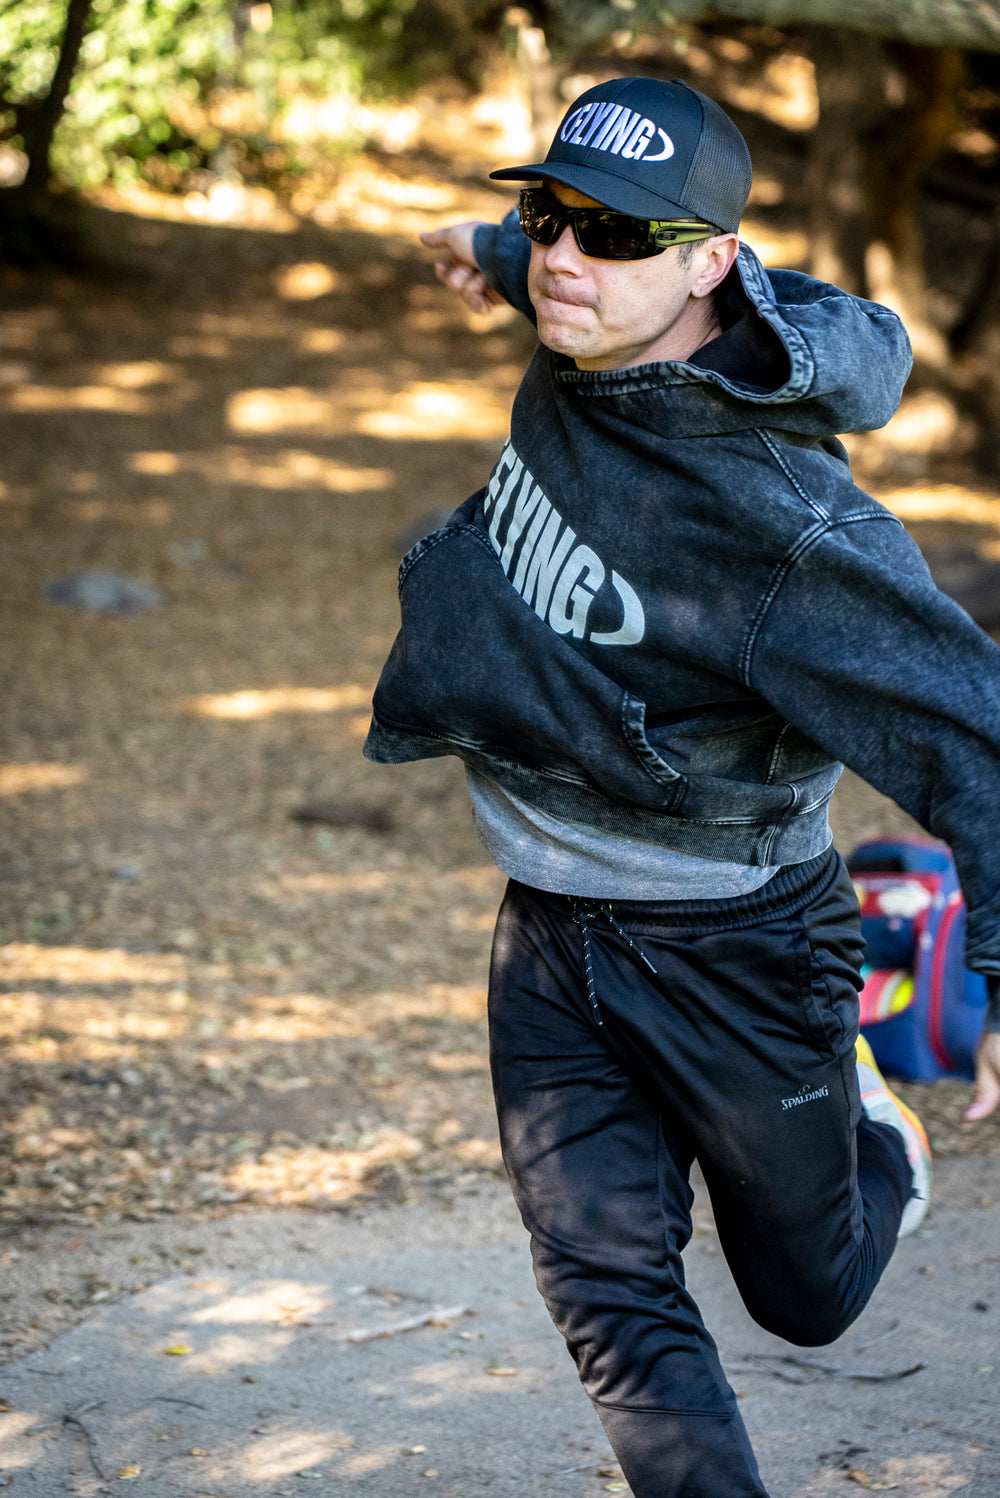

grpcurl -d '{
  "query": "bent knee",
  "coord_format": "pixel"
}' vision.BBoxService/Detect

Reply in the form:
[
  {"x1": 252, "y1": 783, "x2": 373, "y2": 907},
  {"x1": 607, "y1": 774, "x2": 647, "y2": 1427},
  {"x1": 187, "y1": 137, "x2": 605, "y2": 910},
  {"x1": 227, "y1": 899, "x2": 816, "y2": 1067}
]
[{"x1": 741, "y1": 1289, "x2": 859, "y2": 1348}]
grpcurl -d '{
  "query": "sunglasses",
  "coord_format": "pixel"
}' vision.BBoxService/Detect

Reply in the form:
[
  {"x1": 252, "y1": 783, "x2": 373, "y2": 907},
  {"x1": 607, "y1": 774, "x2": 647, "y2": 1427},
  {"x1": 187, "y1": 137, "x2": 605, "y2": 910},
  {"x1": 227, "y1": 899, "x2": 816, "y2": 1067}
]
[{"x1": 518, "y1": 185, "x2": 714, "y2": 261}]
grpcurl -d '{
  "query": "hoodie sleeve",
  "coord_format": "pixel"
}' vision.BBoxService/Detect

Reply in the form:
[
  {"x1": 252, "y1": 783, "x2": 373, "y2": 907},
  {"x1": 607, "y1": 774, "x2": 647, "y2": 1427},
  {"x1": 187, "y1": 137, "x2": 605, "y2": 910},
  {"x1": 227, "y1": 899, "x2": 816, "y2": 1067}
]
[
  {"x1": 473, "y1": 209, "x2": 536, "y2": 323},
  {"x1": 745, "y1": 508, "x2": 1000, "y2": 976}
]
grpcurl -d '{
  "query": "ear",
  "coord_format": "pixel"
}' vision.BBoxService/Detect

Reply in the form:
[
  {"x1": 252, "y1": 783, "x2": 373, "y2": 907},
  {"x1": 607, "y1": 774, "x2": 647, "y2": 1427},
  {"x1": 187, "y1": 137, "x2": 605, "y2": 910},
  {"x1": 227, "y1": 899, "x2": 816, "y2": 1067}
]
[{"x1": 690, "y1": 233, "x2": 740, "y2": 299}]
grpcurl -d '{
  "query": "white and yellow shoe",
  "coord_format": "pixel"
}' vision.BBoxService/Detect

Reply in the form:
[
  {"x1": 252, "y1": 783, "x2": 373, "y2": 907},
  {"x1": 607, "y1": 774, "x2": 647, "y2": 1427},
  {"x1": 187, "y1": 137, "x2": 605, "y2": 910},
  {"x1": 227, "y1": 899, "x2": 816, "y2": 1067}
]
[{"x1": 856, "y1": 1033, "x2": 932, "y2": 1237}]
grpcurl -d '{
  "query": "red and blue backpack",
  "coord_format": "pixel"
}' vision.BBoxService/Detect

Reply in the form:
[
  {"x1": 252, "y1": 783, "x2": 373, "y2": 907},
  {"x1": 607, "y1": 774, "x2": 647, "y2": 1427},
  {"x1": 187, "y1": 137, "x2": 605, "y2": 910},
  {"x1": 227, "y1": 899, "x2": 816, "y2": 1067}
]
[{"x1": 848, "y1": 836, "x2": 989, "y2": 1082}]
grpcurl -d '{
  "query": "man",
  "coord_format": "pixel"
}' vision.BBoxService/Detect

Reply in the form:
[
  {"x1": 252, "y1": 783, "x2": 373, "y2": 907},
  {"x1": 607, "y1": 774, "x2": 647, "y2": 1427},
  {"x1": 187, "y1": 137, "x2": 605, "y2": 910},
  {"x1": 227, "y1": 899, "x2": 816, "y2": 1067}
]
[{"x1": 365, "y1": 76, "x2": 1000, "y2": 1498}]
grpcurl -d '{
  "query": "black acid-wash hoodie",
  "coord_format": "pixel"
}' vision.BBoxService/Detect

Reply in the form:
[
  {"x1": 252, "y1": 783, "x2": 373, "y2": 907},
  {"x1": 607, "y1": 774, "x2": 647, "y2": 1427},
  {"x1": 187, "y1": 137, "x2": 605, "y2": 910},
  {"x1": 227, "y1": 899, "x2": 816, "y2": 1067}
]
[{"x1": 365, "y1": 212, "x2": 1000, "y2": 977}]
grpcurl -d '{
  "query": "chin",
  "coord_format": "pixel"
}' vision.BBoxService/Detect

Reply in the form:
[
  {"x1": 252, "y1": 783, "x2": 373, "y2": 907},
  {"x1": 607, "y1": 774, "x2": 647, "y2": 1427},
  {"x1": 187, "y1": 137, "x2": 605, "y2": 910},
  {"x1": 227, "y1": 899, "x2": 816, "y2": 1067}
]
[{"x1": 536, "y1": 318, "x2": 595, "y2": 359}]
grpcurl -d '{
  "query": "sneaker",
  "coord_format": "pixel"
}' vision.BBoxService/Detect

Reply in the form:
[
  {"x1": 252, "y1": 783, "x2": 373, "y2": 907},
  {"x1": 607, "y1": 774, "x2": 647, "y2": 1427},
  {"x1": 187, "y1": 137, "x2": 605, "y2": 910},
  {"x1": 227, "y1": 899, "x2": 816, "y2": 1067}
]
[{"x1": 855, "y1": 1033, "x2": 932, "y2": 1237}]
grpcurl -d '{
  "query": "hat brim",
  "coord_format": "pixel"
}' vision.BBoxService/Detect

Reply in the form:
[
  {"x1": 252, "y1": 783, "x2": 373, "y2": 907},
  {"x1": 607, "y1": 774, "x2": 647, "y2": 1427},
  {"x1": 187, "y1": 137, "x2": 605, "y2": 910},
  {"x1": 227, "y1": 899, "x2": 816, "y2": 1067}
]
[{"x1": 489, "y1": 162, "x2": 693, "y2": 222}]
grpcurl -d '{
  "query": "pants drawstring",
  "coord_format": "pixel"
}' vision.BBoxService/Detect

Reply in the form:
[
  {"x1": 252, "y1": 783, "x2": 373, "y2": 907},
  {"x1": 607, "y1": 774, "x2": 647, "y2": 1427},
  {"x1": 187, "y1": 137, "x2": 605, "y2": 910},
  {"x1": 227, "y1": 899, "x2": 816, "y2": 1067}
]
[
  {"x1": 604, "y1": 908, "x2": 659, "y2": 975},
  {"x1": 570, "y1": 901, "x2": 659, "y2": 1028}
]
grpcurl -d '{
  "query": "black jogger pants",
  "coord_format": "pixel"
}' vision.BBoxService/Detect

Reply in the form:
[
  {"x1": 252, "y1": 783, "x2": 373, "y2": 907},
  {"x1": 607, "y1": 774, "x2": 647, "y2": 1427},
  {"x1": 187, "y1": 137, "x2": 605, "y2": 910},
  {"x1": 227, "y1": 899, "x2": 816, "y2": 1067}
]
[{"x1": 487, "y1": 849, "x2": 914, "y2": 1498}]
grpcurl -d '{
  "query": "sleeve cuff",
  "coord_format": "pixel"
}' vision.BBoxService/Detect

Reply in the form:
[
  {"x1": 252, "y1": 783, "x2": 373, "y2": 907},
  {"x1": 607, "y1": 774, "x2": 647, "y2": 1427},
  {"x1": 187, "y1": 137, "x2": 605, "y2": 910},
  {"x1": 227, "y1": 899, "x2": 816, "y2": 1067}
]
[{"x1": 984, "y1": 975, "x2": 1000, "y2": 1034}]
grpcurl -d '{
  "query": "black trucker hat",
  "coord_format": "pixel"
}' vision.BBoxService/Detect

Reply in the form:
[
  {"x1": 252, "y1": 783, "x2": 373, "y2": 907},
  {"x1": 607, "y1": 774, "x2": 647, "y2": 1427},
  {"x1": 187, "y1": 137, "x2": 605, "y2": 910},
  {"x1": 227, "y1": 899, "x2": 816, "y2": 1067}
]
[{"x1": 490, "y1": 76, "x2": 751, "y2": 234}]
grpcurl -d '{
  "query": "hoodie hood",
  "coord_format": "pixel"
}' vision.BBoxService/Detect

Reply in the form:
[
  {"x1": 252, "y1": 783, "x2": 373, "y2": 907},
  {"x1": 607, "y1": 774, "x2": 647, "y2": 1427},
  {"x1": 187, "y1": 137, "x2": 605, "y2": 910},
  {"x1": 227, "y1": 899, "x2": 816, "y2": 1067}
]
[
  {"x1": 557, "y1": 242, "x2": 913, "y2": 440},
  {"x1": 473, "y1": 215, "x2": 912, "y2": 441}
]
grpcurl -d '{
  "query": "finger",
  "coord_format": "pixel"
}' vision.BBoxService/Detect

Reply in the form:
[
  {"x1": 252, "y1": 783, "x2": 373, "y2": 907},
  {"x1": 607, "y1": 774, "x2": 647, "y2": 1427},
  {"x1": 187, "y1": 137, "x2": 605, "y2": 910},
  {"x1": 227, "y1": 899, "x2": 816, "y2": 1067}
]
[
  {"x1": 470, "y1": 284, "x2": 503, "y2": 313},
  {"x1": 461, "y1": 279, "x2": 500, "y2": 314},
  {"x1": 433, "y1": 259, "x2": 475, "y2": 292},
  {"x1": 964, "y1": 1070, "x2": 1000, "y2": 1121},
  {"x1": 435, "y1": 260, "x2": 493, "y2": 308}
]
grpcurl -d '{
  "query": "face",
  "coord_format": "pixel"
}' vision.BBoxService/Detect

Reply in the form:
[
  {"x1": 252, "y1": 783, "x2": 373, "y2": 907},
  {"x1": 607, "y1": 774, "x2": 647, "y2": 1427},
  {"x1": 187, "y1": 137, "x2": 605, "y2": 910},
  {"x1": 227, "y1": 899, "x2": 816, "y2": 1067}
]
[{"x1": 526, "y1": 180, "x2": 738, "y2": 372}]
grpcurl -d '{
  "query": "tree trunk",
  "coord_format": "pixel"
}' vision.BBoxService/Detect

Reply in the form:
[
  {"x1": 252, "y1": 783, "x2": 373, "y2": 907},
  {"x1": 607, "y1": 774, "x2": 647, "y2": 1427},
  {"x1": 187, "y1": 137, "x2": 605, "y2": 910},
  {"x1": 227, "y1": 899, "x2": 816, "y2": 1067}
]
[
  {"x1": 0, "y1": 0, "x2": 96, "y2": 260},
  {"x1": 803, "y1": 31, "x2": 959, "y2": 367},
  {"x1": 956, "y1": 229, "x2": 1000, "y2": 469},
  {"x1": 18, "y1": 0, "x2": 96, "y2": 207},
  {"x1": 861, "y1": 44, "x2": 963, "y2": 366},
  {"x1": 802, "y1": 29, "x2": 887, "y2": 293},
  {"x1": 506, "y1": 8, "x2": 560, "y2": 160}
]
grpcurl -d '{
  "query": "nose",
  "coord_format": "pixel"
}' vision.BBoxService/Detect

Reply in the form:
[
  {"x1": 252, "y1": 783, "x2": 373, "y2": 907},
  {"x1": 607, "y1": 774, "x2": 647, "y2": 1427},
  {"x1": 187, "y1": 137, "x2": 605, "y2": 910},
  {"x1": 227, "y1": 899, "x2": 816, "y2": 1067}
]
[{"x1": 542, "y1": 222, "x2": 586, "y2": 274}]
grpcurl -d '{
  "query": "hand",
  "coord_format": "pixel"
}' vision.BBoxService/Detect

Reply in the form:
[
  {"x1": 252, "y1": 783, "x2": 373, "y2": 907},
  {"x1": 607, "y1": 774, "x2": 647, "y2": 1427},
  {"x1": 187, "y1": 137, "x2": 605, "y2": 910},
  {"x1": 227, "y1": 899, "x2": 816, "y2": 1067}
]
[
  {"x1": 964, "y1": 1029, "x2": 1000, "y2": 1121},
  {"x1": 421, "y1": 222, "x2": 503, "y2": 315}
]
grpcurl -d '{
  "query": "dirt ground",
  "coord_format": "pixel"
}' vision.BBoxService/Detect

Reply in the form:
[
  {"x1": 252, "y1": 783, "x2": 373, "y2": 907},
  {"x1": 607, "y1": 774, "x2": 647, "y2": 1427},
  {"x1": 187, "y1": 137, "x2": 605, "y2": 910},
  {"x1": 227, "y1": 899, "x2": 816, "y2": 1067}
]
[{"x1": 2, "y1": 96, "x2": 1000, "y2": 1368}]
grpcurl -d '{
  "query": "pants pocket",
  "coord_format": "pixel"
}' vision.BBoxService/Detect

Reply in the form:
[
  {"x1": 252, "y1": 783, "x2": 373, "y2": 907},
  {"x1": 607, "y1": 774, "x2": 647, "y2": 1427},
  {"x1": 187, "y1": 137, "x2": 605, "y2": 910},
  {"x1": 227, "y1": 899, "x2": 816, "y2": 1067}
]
[{"x1": 801, "y1": 904, "x2": 865, "y2": 1063}]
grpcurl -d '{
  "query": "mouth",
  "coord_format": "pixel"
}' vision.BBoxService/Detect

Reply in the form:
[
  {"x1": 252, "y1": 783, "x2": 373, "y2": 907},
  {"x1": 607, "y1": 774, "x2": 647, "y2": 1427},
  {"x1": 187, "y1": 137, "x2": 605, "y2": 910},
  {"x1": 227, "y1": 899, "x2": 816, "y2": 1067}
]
[{"x1": 535, "y1": 285, "x2": 595, "y2": 311}]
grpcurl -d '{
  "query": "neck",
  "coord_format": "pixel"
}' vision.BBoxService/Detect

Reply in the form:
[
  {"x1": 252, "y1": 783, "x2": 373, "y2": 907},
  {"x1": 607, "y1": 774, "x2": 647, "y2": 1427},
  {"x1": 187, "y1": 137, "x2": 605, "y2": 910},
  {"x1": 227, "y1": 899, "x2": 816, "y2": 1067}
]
[{"x1": 576, "y1": 292, "x2": 721, "y2": 372}]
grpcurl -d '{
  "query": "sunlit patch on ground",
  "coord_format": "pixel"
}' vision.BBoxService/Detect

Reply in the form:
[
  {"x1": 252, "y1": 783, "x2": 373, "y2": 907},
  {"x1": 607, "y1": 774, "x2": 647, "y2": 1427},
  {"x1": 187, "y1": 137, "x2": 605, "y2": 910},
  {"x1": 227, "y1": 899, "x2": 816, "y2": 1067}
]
[
  {"x1": 274, "y1": 261, "x2": 340, "y2": 300},
  {"x1": 0, "y1": 764, "x2": 88, "y2": 796},
  {"x1": 227, "y1": 1128, "x2": 425, "y2": 1204},
  {"x1": 880, "y1": 482, "x2": 1000, "y2": 537},
  {"x1": 178, "y1": 685, "x2": 372, "y2": 718},
  {"x1": 3, "y1": 359, "x2": 193, "y2": 417},
  {"x1": 297, "y1": 326, "x2": 346, "y2": 353},
  {"x1": 356, "y1": 380, "x2": 516, "y2": 441},
  {"x1": 130, "y1": 445, "x2": 393, "y2": 493},
  {"x1": 7, "y1": 384, "x2": 158, "y2": 415},
  {"x1": 1, "y1": 944, "x2": 187, "y2": 986},
  {"x1": 0, "y1": 989, "x2": 189, "y2": 1049},
  {"x1": 226, "y1": 1127, "x2": 501, "y2": 1206},
  {"x1": 226, "y1": 385, "x2": 343, "y2": 433},
  {"x1": 425, "y1": 1052, "x2": 489, "y2": 1073},
  {"x1": 225, "y1": 376, "x2": 515, "y2": 440},
  {"x1": 228, "y1": 994, "x2": 369, "y2": 1041},
  {"x1": 364, "y1": 984, "x2": 489, "y2": 1024},
  {"x1": 96, "y1": 361, "x2": 179, "y2": 389},
  {"x1": 230, "y1": 1428, "x2": 351, "y2": 1478}
]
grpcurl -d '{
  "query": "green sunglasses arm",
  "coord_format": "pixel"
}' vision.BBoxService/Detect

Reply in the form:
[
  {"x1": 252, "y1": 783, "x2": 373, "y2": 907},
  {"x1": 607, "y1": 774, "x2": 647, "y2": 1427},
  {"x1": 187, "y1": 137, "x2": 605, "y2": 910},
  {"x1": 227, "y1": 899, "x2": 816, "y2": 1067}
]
[{"x1": 650, "y1": 223, "x2": 715, "y2": 248}]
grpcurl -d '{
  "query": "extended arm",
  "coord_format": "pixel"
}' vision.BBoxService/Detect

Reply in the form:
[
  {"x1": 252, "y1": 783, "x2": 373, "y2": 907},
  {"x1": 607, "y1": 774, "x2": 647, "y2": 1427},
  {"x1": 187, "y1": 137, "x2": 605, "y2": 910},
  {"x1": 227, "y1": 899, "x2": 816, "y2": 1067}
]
[{"x1": 748, "y1": 511, "x2": 1000, "y2": 1121}]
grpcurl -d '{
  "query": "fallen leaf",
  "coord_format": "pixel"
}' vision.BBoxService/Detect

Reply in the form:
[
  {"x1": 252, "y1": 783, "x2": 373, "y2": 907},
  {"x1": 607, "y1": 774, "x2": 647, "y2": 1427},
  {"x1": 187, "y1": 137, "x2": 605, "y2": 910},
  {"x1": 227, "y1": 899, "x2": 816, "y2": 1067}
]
[
  {"x1": 408, "y1": 1446, "x2": 427, "y2": 1455},
  {"x1": 189, "y1": 1447, "x2": 209, "y2": 1455},
  {"x1": 422, "y1": 1471, "x2": 438, "y2": 1479},
  {"x1": 163, "y1": 1345, "x2": 191, "y2": 1356},
  {"x1": 115, "y1": 1465, "x2": 141, "y2": 1479},
  {"x1": 486, "y1": 1366, "x2": 519, "y2": 1376},
  {"x1": 848, "y1": 1473, "x2": 897, "y2": 1491}
]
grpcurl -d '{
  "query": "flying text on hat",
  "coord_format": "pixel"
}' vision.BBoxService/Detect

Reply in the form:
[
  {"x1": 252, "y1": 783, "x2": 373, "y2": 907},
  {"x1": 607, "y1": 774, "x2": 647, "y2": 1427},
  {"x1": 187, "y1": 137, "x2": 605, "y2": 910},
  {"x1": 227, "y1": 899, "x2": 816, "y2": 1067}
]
[{"x1": 559, "y1": 102, "x2": 675, "y2": 164}]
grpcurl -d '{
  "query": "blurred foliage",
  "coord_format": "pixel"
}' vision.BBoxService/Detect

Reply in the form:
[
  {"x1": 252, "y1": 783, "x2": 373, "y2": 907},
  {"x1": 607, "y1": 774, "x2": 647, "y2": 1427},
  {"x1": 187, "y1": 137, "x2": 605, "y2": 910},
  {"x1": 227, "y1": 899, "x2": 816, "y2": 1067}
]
[
  {"x1": 7, "y1": 0, "x2": 998, "y2": 199},
  {"x1": 0, "y1": 0, "x2": 509, "y2": 194}
]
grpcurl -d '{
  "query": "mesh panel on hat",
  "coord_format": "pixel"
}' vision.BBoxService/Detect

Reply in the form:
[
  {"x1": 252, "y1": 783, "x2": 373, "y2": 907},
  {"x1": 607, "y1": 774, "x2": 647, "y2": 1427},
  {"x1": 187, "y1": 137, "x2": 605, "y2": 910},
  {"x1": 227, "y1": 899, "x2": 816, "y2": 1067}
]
[{"x1": 680, "y1": 93, "x2": 752, "y2": 233}]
